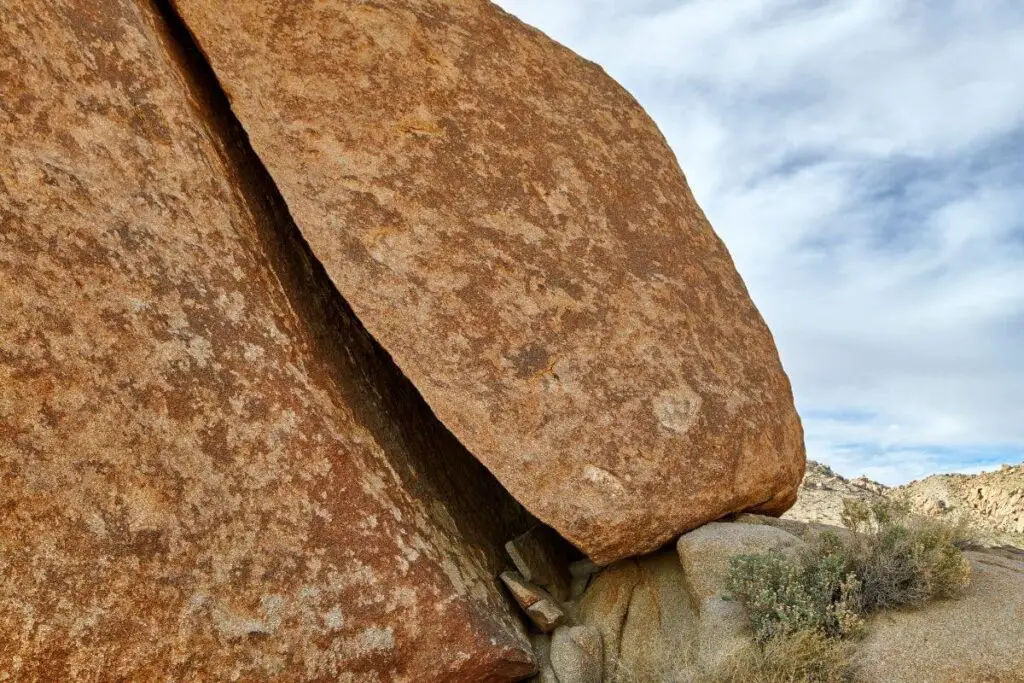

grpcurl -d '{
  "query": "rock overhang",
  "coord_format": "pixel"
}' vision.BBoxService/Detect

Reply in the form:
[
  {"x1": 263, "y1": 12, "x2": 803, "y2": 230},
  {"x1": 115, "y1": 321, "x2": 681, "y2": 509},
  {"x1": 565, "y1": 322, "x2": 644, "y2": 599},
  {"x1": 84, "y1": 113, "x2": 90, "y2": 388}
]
[{"x1": 165, "y1": 0, "x2": 807, "y2": 565}]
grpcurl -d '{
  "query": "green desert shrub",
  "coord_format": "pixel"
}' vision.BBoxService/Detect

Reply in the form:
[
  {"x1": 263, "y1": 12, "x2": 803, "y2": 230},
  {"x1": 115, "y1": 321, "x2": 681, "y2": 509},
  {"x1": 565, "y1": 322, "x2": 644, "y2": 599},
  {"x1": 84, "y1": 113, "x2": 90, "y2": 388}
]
[
  {"x1": 710, "y1": 630, "x2": 856, "y2": 683},
  {"x1": 722, "y1": 498, "x2": 972, "y2": 680},
  {"x1": 725, "y1": 542, "x2": 863, "y2": 642}
]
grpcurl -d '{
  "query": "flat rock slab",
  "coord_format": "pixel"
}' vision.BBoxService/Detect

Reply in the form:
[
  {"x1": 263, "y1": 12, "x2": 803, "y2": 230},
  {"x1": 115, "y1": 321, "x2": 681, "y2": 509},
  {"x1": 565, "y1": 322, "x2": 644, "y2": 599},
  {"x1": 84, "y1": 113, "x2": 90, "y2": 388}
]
[
  {"x1": 501, "y1": 571, "x2": 566, "y2": 633},
  {"x1": 168, "y1": 0, "x2": 806, "y2": 564},
  {"x1": 506, "y1": 525, "x2": 573, "y2": 601},
  {"x1": 0, "y1": 2, "x2": 533, "y2": 679}
]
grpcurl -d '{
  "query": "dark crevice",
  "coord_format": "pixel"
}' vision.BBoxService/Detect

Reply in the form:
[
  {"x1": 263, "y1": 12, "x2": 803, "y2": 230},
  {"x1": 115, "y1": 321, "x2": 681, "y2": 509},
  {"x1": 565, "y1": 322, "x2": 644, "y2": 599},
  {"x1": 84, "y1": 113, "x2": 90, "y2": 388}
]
[{"x1": 146, "y1": 0, "x2": 538, "y2": 571}]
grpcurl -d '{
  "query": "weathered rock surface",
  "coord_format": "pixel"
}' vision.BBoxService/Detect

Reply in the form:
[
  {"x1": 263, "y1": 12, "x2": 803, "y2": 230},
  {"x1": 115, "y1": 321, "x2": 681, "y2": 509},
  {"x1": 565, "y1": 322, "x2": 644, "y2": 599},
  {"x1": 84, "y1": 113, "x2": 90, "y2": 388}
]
[
  {"x1": 167, "y1": 0, "x2": 806, "y2": 564},
  {"x1": 531, "y1": 633, "x2": 559, "y2": 683},
  {"x1": 676, "y1": 521, "x2": 807, "y2": 605},
  {"x1": 549, "y1": 626, "x2": 603, "y2": 683},
  {"x1": 577, "y1": 552, "x2": 694, "y2": 682},
  {"x1": 856, "y1": 549, "x2": 1024, "y2": 682},
  {"x1": 676, "y1": 521, "x2": 807, "y2": 675},
  {"x1": 0, "y1": 1, "x2": 534, "y2": 679}
]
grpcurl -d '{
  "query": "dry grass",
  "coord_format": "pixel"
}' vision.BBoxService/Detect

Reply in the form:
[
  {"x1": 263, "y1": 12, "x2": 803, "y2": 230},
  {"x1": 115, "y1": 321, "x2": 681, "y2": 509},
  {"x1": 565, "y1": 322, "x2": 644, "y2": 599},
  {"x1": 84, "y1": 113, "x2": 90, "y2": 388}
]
[
  {"x1": 944, "y1": 670, "x2": 1024, "y2": 683},
  {"x1": 710, "y1": 630, "x2": 856, "y2": 683}
]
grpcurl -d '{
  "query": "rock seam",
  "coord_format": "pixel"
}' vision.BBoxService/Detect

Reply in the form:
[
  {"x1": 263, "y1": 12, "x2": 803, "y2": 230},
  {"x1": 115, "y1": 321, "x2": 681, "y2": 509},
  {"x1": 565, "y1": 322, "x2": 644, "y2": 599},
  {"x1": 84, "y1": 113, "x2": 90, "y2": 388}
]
[
  {"x1": 141, "y1": 0, "x2": 541, "y2": 678},
  {"x1": 144, "y1": 0, "x2": 535, "y2": 549}
]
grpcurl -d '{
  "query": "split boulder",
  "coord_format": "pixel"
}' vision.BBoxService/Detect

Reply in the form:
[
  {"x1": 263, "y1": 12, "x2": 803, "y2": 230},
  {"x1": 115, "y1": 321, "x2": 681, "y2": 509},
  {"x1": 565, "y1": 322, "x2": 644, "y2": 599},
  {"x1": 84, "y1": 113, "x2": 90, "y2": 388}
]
[
  {"x1": 167, "y1": 0, "x2": 806, "y2": 564},
  {"x1": 0, "y1": 1, "x2": 533, "y2": 679}
]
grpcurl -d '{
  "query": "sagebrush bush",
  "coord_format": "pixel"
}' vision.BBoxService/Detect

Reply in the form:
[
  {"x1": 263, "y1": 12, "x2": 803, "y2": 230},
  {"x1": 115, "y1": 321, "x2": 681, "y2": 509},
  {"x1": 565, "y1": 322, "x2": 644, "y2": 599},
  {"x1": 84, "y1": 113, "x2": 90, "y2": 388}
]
[
  {"x1": 722, "y1": 498, "x2": 972, "y2": 680},
  {"x1": 710, "y1": 630, "x2": 856, "y2": 683},
  {"x1": 725, "y1": 545, "x2": 863, "y2": 642},
  {"x1": 839, "y1": 499, "x2": 971, "y2": 611}
]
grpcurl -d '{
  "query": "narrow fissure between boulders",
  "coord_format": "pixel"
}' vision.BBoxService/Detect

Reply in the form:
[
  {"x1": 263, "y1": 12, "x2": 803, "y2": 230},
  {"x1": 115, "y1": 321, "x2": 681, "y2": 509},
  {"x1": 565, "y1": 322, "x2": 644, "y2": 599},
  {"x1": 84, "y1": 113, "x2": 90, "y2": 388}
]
[{"x1": 146, "y1": 0, "x2": 540, "y2": 570}]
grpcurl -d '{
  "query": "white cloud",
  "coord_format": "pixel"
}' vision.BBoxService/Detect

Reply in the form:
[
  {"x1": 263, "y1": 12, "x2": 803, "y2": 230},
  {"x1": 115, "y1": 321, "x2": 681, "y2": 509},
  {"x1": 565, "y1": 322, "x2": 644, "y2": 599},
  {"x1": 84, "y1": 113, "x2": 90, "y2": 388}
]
[{"x1": 495, "y1": 0, "x2": 1024, "y2": 484}]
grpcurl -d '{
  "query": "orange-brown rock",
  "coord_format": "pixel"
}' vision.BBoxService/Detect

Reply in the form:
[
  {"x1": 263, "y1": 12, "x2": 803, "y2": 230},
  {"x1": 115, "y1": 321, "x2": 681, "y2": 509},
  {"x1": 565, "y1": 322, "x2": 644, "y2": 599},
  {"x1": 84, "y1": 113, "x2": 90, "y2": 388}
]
[
  {"x1": 168, "y1": 0, "x2": 806, "y2": 563},
  {"x1": 0, "y1": 1, "x2": 534, "y2": 680}
]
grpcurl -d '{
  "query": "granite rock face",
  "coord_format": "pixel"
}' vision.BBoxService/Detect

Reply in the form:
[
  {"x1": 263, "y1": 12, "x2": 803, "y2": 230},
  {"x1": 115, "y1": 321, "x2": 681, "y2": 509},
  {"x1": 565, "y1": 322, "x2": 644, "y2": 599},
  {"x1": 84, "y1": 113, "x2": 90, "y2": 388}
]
[
  {"x1": 0, "y1": 1, "x2": 534, "y2": 679},
  {"x1": 549, "y1": 626, "x2": 603, "y2": 683},
  {"x1": 168, "y1": 0, "x2": 806, "y2": 564},
  {"x1": 577, "y1": 552, "x2": 694, "y2": 682},
  {"x1": 676, "y1": 522, "x2": 808, "y2": 675}
]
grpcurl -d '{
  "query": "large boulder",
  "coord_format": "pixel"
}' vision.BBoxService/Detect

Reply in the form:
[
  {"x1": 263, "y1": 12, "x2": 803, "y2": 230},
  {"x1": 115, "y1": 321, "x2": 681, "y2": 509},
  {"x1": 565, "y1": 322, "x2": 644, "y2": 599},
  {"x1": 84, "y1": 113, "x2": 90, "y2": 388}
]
[
  {"x1": 0, "y1": 1, "x2": 534, "y2": 679},
  {"x1": 167, "y1": 0, "x2": 806, "y2": 564}
]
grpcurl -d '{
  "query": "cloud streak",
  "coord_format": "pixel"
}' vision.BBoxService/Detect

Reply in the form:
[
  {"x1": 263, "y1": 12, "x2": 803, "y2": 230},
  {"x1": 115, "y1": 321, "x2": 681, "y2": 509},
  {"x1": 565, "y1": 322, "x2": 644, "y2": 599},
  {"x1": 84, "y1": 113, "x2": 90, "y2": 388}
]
[{"x1": 495, "y1": 0, "x2": 1024, "y2": 484}]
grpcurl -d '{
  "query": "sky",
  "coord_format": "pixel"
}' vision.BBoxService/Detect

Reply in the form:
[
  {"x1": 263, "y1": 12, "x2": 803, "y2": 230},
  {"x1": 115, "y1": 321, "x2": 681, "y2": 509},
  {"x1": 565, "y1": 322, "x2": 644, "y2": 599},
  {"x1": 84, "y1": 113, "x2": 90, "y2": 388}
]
[{"x1": 494, "y1": 0, "x2": 1024, "y2": 485}]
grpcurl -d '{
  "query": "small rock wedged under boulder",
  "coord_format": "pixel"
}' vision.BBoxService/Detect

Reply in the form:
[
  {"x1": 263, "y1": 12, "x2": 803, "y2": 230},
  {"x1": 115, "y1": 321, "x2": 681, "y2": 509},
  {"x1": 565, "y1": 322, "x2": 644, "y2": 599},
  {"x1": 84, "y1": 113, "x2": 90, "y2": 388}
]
[
  {"x1": 0, "y1": 1, "x2": 534, "y2": 679},
  {"x1": 507, "y1": 525, "x2": 574, "y2": 601},
  {"x1": 501, "y1": 571, "x2": 567, "y2": 633},
  {"x1": 167, "y1": 0, "x2": 806, "y2": 564}
]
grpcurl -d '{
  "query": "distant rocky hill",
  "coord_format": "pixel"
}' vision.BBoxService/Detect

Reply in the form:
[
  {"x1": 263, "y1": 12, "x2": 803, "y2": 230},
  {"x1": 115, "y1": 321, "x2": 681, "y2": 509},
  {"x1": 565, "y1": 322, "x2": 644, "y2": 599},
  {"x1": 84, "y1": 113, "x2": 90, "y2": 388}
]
[
  {"x1": 783, "y1": 461, "x2": 889, "y2": 527},
  {"x1": 786, "y1": 461, "x2": 1024, "y2": 548}
]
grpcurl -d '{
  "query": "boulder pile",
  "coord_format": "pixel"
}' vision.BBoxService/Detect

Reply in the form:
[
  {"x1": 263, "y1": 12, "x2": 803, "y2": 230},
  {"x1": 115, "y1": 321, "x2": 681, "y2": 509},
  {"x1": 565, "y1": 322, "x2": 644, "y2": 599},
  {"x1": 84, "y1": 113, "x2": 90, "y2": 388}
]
[
  {"x1": 2, "y1": 0, "x2": 806, "y2": 679},
  {"x1": 507, "y1": 517, "x2": 1024, "y2": 683}
]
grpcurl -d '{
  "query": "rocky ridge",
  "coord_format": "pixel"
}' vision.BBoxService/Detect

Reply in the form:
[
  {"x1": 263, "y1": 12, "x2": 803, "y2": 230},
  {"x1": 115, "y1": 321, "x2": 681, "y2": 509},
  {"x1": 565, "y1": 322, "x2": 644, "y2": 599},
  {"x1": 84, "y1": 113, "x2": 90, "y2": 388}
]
[
  {"x1": 785, "y1": 461, "x2": 1024, "y2": 548},
  {"x1": 783, "y1": 461, "x2": 889, "y2": 528},
  {"x1": 896, "y1": 464, "x2": 1024, "y2": 542}
]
